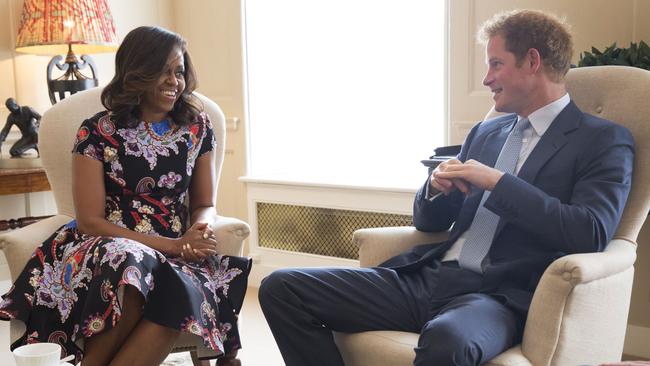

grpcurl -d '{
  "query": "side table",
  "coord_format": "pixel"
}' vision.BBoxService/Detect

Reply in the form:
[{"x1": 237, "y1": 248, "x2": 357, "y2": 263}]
[{"x1": 0, "y1": 143, "x2": 53, "y2": 230}]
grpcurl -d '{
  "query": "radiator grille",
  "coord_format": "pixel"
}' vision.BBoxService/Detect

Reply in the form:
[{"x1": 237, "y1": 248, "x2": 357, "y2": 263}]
[{"x1": 256, "y1": 202, "x2": 413, "y2": 259}]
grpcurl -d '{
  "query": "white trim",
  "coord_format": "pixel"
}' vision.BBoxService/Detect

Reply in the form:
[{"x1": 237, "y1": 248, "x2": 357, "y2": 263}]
[
  {"x1": 240, "y1": 176, "x2": 417, "y2": 195},
  {"x1": 443, "y1": 0, "x2": 451, "y2": 145},
  {"x1": 624, "y1": 324, "x2": 650, "y2": 359}
]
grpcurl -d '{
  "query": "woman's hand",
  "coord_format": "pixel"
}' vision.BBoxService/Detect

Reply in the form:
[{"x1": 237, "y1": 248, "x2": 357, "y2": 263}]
[{"x1": 171, "y1": 222, "x2": 218, "y2": 263}]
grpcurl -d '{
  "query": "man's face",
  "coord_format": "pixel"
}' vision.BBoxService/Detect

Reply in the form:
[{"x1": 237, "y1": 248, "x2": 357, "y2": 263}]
[{"x1": 482, "y1": 35, "x2": 534, "y2": 116}]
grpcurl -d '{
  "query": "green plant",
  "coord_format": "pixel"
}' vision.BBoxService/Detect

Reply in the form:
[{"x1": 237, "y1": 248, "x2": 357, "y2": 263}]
[{"x1": 578, "y1": 41, "x2": 650, "y2": 70}]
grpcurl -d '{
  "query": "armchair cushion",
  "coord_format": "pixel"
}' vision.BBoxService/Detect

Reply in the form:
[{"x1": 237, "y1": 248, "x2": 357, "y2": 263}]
[
  {"x1": 334, "y1": 331, "x2": 419, "y2": 366},
  {"x1": 352, "y1": 227, "x2": 449, "y2": 267},
  {"x1": 0, "y1": 215, "x2": 73, "y2": 280}
]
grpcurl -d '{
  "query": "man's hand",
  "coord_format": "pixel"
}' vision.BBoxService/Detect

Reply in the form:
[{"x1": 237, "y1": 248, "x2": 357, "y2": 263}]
[
  {"x1": 434, "y1": 159, "x2": 504, "y2": 192},
  {"x1": 430, "y1": 158, "x2": 470, "y2": 195}
]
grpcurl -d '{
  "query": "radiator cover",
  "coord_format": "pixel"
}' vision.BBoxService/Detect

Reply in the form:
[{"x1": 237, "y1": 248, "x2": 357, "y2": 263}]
[{"x1": 256, "y1": 202, "x2": 413, "y2": 259}]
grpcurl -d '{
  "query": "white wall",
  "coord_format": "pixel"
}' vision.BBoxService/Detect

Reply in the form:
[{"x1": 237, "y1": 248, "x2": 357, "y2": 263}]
[
  {"x1": 449, "y1": 0, "x2": 650, "y2": 143},
  {"x1": 172, "y1": 0, "x2": 250, "y2": 239}
]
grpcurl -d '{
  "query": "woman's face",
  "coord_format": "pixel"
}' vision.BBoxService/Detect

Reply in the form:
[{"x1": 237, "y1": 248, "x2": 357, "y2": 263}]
[{"x1": 140, "y1": 46, "x2": 186, "y2": 122}]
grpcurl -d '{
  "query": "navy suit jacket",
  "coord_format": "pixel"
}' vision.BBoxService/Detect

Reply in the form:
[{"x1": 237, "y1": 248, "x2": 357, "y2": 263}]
[{"x1": 381, "y1": 101, "x2": 635, "y2": 314}]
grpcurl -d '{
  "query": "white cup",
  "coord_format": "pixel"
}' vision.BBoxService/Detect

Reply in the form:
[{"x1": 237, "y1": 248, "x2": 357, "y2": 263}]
[{"x1": 12, "y1": 343, "x2": 62, "y2": 366}]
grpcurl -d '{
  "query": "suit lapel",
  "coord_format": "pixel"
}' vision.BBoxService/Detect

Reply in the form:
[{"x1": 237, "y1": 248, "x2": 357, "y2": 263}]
[
  {"x1": 478, "y1": 115, "x2": 518, "y2": 168},
  {"x1": 493, "y1": 101, "x2": 582, "y2": 236},
  {"x1": 516, "y1": 101, "x2": 581, "y2": 184}
]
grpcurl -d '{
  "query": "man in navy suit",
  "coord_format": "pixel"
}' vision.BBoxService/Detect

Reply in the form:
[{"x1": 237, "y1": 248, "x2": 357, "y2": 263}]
[{"x1": 259, "y1": 9, "x2": 634, "y2": 366}]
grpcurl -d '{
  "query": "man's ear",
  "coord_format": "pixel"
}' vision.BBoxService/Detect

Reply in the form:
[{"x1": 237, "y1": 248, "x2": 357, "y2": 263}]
[{"x1": 526, "y1": 48, "x2": 542, "y2": 74}]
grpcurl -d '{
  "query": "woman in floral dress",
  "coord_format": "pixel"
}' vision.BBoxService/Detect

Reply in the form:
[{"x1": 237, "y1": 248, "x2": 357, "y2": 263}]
[{"x1": 0, "y1": 26, "x2": 250, "y2": 366}]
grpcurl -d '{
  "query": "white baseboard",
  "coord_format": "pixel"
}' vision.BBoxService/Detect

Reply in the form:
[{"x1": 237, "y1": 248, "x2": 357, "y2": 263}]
[{"x1": 624, "y1": 324, "x2": 650, "y2": 359}]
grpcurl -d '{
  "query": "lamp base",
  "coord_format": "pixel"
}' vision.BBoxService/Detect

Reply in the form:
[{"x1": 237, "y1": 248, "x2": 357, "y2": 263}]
[{"x1": 46, "y1": 45, "x2": 99, "y2": 104}]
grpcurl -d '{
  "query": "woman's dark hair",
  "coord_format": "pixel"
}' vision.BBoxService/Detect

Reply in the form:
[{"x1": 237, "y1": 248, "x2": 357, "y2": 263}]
[{"x1": 101, "y1": 26, "x2": 202, "y2": 127}]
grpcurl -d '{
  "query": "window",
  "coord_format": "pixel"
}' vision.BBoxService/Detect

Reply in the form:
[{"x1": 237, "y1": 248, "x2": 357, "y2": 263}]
[{"x1": 244, "y1": 0, "x2": 446, "y2": 189}]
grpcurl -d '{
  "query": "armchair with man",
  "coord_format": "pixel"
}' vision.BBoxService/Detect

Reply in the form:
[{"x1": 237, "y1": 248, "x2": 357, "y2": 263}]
[{"x1": 259, "y1": 9, "x2": 645, "y2": 366}]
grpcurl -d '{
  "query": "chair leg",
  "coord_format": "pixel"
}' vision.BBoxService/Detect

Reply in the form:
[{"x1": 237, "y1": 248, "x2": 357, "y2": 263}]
[
  {"x1": 216, "y1": 349, "x2": 241, "y2": 366},
  {"x1": 190, "y1": 350, "x2": 211, "y2": 366}
]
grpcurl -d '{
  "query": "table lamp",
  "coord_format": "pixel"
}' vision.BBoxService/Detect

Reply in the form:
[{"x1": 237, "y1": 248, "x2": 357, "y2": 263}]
[{"x1": 14, "y1": 0, "x2": 119, "y2": 104}]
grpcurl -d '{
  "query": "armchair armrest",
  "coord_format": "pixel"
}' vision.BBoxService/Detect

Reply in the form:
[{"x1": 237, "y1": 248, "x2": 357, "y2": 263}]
[
  {"x1": 211, "y1": 215, "x2": 251, "y2": 257},
  {"x1": 544, "y1": 238, "x2": 636, "y2": 285},
  {"x1": 0, "y1": 214, "x2": 249, "y2": 281},
  {"x1": 353, "y1": 227, "x2": 450, "y2": 267},
  {"x1": 0, "y1": 215, "x2": 73, "y2": 281},
  {"x1": 522, "y1": 239, "x2": 637, "y2": 366}
]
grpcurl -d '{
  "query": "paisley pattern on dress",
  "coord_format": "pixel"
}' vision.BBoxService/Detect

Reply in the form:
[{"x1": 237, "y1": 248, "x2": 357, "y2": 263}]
[{"x1": 0, "y1": 111, "x2": 250, "y2": 362}]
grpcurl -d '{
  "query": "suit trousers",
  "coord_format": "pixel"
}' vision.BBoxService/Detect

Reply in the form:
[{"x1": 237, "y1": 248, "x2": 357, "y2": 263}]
[{"x1": 258, "y1": 261, "x2": 523, "y2": 366}]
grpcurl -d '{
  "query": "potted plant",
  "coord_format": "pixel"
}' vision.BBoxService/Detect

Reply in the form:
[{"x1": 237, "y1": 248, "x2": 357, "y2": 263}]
[{"x1": 578, "y1": 41, "x2": 650, "y2": 70}]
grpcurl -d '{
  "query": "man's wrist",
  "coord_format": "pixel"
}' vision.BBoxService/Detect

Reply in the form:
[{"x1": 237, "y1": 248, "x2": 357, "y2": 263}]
[{"x1": 490, "y1": 171, "x2": 505, "y2": 191}]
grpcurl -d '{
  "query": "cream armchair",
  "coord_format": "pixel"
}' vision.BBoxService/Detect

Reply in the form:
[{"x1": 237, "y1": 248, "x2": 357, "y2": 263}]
[
  {"x1": 0, "y1": 87, "x2": 250, "y2": 366},
  {"x1": 333, "y1": 66, "x2": 650, "y2": 366}
]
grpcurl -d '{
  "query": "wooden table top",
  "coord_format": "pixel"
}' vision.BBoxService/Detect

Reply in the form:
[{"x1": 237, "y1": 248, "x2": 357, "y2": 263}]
[
  {"x1": 0, "y1": 132, "x2": 51, "y2": 195},
  {"x1": 0, "y1": 167, "x2": 50, "y2": 196}
]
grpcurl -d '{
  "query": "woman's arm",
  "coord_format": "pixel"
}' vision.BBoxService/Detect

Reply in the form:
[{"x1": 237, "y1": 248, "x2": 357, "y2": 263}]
[
  {"x1": 189, "y1": 150, "x2": 218, "y2": 225},
  {"x1": 184, "y1": 150, "x2": 220, "y2": 260},
  {"x1": 72, "y1": 154, "x2": 216, "y2": 259}
]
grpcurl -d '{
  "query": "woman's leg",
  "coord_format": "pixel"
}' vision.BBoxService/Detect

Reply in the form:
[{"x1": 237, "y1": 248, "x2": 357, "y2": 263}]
[
  {"x1": 82, "y1": 286, "x2": 144, "y2": 366},
  {"x1": 108, "y1": 318, "x2": 180, "y2": 366}
]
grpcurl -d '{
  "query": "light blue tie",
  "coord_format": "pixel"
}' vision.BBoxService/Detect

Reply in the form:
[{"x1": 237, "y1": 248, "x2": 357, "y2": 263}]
[{"x1": 458, "y1": 118, "x2": 530, "y2": 273}]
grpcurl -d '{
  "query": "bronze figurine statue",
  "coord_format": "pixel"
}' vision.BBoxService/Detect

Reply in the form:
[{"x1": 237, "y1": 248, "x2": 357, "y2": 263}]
[{"x1": 0, "y1": 98, "x2": 41, "y2": 157}]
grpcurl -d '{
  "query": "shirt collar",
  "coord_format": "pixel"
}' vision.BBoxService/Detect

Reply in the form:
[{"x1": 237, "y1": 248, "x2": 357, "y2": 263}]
[{"x1": 518, "y1": 93, "x2": 570, "y2": 136}]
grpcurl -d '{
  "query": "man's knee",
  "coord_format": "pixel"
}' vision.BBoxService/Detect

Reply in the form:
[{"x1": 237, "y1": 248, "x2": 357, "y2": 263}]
[
  {"x1": 258, "y1": 268, "x2": 296, "y2": 308},
  {"x1": 415, "y1": 318, "x2": 482, "y2": 366}
]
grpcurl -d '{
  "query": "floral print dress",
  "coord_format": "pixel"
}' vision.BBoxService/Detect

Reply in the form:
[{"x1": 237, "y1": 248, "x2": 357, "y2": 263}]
[{"x1": 0, "y1": 111, "x2": 251, "y2": 361}]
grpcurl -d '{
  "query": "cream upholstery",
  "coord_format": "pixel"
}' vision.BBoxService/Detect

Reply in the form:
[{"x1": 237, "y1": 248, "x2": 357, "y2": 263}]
[
  {"x1": 333, "y1": 66, "x2": 650, "y2": 366},
  {"x1": 0, "y1": 87, "x2": 250, "y2": 364}
]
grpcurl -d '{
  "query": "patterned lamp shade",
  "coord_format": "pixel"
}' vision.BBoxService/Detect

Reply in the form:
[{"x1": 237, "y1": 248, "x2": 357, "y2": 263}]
[{"x1": 15, "y1": 0, "x2": 118, "y2": 55}]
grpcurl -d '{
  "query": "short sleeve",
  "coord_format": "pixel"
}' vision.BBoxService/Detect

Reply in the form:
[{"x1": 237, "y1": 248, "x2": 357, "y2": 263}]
[
  {"x1": 198, "y1": 112, "x2": 216, "y2": 157},
  {"x1": 72, "y1": 116, "x2": 105, "y2": 162}
]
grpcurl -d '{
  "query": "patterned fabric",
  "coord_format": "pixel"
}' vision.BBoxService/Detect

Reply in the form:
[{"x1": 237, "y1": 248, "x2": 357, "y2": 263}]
[
  {"x1": 0, "y1": 111, "x2": 251, "y2": 361},
  {"x1": 458, "y1": 118, "x2": 530, "y2": 273}
]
